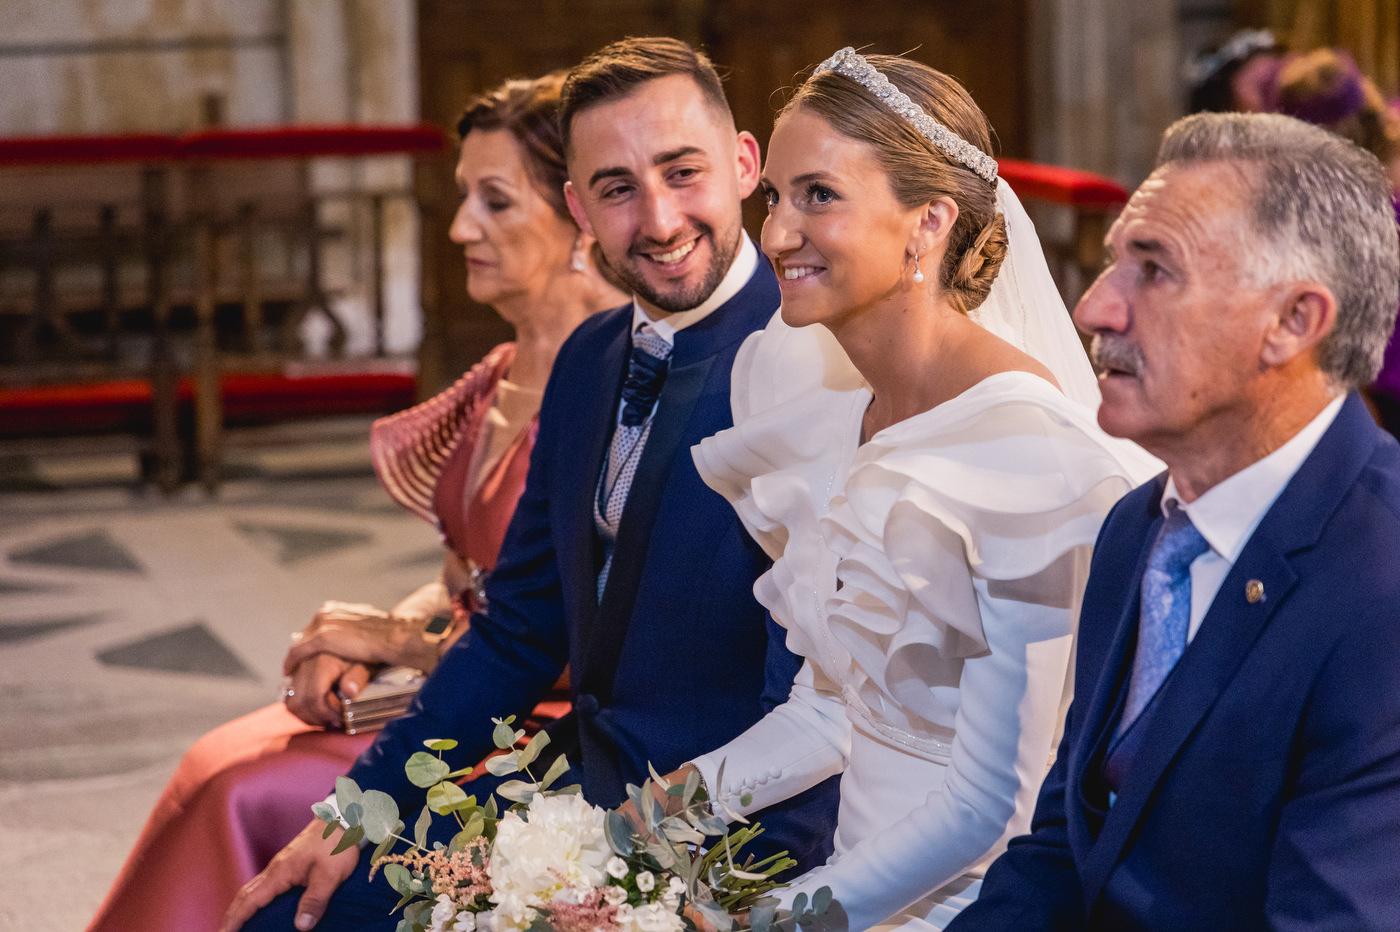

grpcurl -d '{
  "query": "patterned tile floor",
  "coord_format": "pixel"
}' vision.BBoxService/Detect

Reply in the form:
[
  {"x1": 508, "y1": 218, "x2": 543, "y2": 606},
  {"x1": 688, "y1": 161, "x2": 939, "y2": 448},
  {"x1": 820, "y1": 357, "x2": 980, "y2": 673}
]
[{"x1": 0, "y1": 420, "x2": 442, "y2": 930}]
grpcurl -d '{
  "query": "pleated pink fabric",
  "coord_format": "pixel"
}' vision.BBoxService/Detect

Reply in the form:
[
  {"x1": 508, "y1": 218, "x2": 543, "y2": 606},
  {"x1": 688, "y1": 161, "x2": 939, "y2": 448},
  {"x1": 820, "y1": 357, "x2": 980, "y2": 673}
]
[{"x1": 372, "y1": 342, "x2": 516, "y2": 543}]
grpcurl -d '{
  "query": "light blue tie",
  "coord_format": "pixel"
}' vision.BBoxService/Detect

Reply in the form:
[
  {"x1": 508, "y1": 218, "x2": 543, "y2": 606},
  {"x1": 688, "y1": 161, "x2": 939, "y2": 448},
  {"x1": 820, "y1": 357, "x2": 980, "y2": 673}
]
[{"x1": 1117, "y1": 501, "x2": 1210, "y2": 737}]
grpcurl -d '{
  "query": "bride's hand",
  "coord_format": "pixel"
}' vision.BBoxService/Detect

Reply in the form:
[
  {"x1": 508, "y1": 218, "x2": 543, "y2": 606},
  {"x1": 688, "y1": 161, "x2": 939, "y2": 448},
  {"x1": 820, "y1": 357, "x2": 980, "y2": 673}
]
[
  {"x1": 613, "y1": 763, "x2": 697, "y2": 840},
  {"x1": 682, "y1": 904, "x2": 750, "y2": 932}
]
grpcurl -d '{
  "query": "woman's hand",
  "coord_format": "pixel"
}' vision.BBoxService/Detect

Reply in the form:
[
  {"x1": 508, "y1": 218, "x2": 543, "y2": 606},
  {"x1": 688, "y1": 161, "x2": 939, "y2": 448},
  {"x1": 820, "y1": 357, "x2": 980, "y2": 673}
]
[
  {"x1": 613, "y1": 763, "x2": 699, "y2": 838},
  {"x1": 682, "y1": 904, "x2": 751, "y2": 932},
  {"x1": 281, "y1": 600, "x2": 423, "y2": 729},
  {"x1": 283, "y1": 601, "x2": 413, "y2": 673},
  {"x1": 283, "y1": 653, "x2": 374, "y2": 728}
]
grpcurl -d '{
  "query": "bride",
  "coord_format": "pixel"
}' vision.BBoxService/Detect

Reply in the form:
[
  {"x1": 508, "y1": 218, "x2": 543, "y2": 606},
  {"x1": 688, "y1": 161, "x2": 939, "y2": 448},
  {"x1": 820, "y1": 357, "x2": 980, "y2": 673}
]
[{"x1": 649, "y1": 50, "x2": 1161, "y2": 930}]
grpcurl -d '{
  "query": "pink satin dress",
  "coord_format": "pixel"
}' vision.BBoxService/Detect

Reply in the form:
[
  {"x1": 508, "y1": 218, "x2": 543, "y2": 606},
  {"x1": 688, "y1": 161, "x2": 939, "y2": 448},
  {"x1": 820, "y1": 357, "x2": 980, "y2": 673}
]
[{"x1": 86, "y1": 344, "x2": 566, "y2": 932}]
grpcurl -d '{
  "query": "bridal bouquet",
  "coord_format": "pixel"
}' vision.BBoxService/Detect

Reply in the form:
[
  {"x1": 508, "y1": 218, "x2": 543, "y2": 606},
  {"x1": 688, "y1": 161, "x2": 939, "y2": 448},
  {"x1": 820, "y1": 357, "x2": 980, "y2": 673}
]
[{"x1": 315, "y1": 717, "x2": 832, "y2": 932}]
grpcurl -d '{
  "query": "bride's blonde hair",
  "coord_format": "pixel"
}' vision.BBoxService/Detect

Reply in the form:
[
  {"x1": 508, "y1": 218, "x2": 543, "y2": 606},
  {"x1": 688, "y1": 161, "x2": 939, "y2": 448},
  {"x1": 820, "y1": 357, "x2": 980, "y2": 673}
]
[{"x1": 783, "y1": 56, "x2": 1007, "y2": 316}]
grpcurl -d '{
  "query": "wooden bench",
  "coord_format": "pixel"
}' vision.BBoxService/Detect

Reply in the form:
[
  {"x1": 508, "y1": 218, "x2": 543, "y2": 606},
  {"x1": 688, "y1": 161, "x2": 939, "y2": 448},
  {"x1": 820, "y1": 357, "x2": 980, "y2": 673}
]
[{"x1": 0, "y1": 124, "x2": 446, "y2": 491}]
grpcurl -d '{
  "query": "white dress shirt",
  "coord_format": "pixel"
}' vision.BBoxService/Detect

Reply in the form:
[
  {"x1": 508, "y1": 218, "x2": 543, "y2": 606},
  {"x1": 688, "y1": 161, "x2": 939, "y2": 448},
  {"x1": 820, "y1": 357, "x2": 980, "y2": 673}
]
[
  {"x1": 1165, "y1": 395, "x2": 1345, "y2": 642},
  {"x1": 626, "y1": 233, "x2": 759, "y2": 354}
]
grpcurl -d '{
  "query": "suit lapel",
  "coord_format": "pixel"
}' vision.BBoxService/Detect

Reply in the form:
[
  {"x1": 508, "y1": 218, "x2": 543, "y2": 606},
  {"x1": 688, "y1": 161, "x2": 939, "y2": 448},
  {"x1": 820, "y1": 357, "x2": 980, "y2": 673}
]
[
  {"x1": 1070, "y1": 485, "x2": 1162, "y2": 854},
  {"x1": 576, "y1": 260, "x2": 779, "y2": 702},
  {"x1": 560, "y1": 318, "x2": 630, "y2": 654},
  {"x1": 1080, "y1": 548, "x2": 1299, "y2": 902},
  {"x1": 582, "y1": 351, "x2": 718, "y2": 699},
  {"x1": 1079, "y1": 393, "x2": 1379, "y2": 904}
]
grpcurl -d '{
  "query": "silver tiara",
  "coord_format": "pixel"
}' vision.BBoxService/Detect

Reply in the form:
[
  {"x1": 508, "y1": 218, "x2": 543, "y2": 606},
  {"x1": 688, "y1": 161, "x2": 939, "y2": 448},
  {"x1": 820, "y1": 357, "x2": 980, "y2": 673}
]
[{"x1": 812, "y1": 47, "x2": 998, "y2": 184}]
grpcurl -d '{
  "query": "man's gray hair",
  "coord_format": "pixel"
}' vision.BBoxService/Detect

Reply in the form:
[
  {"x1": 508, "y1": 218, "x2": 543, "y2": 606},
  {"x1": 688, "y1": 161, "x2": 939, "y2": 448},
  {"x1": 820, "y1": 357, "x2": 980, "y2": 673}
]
[{"x1": 1157, "y1": 112, "x2": 1399, "y2": 390}]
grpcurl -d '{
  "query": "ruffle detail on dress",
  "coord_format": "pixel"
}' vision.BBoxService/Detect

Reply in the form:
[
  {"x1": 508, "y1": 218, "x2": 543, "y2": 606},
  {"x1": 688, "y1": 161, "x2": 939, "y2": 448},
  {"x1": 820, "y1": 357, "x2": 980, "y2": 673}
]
[
  {"x1": 693, "y1": 313, "x2": 867, "y2": 561},
  {"x1": 370, "y1": 343, "x2": 514, "y2": 529},
  {"x1": 820, "y1": 373, "x2": 1159, "y2": 735},
  {"x1": 727, "y1": 311, "x2": 867, "y2": 423},
  {"x1": 692, "y1": 313, "x2": 869, "y2": 667}
]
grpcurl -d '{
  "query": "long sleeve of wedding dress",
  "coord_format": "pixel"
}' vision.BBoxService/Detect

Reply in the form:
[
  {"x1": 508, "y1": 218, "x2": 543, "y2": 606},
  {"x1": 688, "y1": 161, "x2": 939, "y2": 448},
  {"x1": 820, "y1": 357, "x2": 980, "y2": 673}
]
[
  {"x1": 691, "y1": 659, "x2": 850, "y2": 817},
  {"x1": 695, "y1": 544, "x2": 1088, "y2": 931}
]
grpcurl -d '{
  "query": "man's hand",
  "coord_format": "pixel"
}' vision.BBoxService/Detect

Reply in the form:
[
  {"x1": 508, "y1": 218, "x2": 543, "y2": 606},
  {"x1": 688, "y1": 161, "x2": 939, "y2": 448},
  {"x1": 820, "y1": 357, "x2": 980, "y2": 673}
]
[
  {"x1": 221, "y1": 818, "x2": 360, "y2": 932},
  {"x1": 284, "y1": 653, "x2": 373, "y2": 728}
]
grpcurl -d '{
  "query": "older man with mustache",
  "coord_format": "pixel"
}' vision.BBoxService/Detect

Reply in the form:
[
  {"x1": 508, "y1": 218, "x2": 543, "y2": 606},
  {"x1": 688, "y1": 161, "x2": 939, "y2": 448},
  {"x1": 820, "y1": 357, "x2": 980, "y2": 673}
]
[{"x1": 948, "y1": 112, "x2": 1400, "y2": 930}]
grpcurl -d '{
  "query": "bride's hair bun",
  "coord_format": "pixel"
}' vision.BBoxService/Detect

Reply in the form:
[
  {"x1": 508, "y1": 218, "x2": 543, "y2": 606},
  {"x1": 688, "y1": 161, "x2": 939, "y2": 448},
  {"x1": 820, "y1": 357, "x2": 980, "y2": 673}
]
[
  {"x1": 785, "y1": 54, "x2": 1004, "y2": 314},
  {"x1": 948, "y1": 213, "x2": 1007, "y2": 316}
]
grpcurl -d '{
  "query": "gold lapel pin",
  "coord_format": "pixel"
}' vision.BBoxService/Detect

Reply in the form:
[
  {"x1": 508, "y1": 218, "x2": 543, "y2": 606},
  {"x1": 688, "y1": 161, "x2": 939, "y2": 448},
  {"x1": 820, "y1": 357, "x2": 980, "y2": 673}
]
[{"x1": 1245, "y1": 579, "x2": 1265, "y2": 604}]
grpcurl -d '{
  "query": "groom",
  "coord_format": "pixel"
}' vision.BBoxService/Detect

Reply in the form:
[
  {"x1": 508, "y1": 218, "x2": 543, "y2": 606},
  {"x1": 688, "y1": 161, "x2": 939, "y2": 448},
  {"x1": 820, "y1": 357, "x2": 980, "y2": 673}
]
[
  {"x1": 224, "y1": 37, "x2": 839, "y2": 932},
  {"x1": 949, "y1": 113, "x2": 1400, "y2": 929}
]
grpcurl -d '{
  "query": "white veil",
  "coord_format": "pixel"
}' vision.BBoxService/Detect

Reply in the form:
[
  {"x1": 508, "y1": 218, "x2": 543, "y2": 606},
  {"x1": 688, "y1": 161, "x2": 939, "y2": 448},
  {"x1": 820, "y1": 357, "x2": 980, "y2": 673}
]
[{"x1": 970, "y1": 179, "x2": 1102, "y2": 410}]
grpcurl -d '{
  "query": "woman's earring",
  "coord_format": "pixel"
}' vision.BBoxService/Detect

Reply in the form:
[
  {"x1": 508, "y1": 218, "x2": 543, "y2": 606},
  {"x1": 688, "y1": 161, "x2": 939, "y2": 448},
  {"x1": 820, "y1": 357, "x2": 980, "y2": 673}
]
[
  {"x1": 912, "y1": 252, "x2": 924, "y2": 284},
  {"x1": 569, "y1": 238, "x2": 588, "y2": 273}
]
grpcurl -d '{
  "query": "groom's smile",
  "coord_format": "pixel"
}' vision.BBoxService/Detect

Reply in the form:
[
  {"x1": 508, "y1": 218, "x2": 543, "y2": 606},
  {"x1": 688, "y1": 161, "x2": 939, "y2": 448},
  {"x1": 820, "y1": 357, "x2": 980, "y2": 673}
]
[{"x1": 563, "y1": 73, "x2": 760, "y2": 317}]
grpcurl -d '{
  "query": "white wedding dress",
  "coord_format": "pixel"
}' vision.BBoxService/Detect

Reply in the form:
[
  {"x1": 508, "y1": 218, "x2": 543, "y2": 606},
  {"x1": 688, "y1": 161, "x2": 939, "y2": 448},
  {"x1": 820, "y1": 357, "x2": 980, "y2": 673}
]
[{"x1": 690, "y1": 313, "x2": 1161, "y2": 931}]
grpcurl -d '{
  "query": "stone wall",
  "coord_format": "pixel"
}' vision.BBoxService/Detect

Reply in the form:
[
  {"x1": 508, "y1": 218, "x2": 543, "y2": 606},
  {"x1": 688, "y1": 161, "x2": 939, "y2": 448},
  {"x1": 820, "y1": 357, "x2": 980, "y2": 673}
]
[{"x1": 0, "y1": 0, "x2": 422, "y2": 357}]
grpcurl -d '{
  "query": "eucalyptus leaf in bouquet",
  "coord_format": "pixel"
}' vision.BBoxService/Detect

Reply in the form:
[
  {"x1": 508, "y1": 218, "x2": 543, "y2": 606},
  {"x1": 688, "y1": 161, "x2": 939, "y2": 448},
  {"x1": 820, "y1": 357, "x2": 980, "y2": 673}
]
[{"x1": 312, "y1": 715, "x2": 835, "y2": 932}]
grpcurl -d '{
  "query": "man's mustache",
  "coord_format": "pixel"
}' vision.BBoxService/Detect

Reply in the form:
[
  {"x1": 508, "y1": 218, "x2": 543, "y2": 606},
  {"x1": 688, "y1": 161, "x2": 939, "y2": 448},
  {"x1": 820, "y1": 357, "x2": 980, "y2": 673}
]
[
  {"x1": 629, "y1": 225, "x2": 710, "y2": 256},
  {"x1": 1090, "y1": 335, "x2": 1145, "y2": 378}
]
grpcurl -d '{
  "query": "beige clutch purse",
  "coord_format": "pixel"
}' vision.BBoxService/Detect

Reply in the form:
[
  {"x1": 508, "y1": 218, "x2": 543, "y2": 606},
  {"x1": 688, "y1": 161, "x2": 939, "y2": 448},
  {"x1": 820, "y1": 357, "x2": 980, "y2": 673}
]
[{"x1": 340, "y1": 666, "x2": 426, "y2": 734}]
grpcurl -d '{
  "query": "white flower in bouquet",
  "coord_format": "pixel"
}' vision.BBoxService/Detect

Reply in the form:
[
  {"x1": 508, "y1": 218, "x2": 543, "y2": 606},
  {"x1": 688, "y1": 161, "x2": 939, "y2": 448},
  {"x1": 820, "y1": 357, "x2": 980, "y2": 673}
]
[
  {"x1": 616, "y1": 901, "x2": 686, "y2": 932},
  {"x1": 636, "y1": 871, "x2": 655, "y2": 893},
  {"x1": 489, "y1": 792, "x2": 612, "y2": 930},
  {"x1": 428, "y1": 894, "x2": 462, "y2": 932}
]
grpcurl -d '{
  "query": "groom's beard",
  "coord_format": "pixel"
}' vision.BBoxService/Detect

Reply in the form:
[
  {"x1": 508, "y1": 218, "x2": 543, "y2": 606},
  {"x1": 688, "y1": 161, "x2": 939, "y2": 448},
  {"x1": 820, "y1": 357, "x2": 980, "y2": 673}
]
[{"x1": 610, "y1": 222, "x2": 740, "y2": 314}]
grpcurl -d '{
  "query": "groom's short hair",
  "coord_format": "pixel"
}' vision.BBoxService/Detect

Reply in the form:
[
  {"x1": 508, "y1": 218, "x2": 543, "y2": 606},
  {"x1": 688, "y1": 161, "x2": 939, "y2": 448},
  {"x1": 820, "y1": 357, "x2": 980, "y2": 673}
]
[{"x1": 560, "y1": 37, "x2": 732, "y2": 154}]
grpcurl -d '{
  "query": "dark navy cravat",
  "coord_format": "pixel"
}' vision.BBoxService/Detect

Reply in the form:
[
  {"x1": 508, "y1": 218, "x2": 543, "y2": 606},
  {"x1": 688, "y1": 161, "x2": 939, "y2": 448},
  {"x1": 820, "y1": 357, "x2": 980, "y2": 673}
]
[
  {"x1": 619, "y1": 328, "x2": 671, "y2": 426},
  {"x1": 595, "y1": 324, "x2": 671, "y2": 596}
]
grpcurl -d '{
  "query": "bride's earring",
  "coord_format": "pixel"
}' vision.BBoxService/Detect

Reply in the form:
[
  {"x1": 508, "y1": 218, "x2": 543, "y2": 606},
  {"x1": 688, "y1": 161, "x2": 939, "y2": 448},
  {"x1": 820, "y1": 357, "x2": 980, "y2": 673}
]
[
  {"x1": 569, "y1": 237, "x2": 588, "y2": 273},
  {"x1": 912, "y1": 251, "x2": 924, "y2": 284}
]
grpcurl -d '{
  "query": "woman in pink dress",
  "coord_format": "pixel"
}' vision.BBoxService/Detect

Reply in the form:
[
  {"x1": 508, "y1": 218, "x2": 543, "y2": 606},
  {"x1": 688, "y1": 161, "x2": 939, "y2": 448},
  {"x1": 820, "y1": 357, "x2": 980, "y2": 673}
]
[{"x1": 86, "y1": 71, "x2": 625, "y2": 932}]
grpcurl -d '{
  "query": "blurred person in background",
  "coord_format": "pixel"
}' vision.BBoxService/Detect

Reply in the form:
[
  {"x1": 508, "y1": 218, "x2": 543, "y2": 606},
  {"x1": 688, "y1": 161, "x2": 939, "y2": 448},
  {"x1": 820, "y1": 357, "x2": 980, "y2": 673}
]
[
  {"x1": 1278, "y1": 48, "x2": 1400, "y2": 436},
  {"x1": 1185, "y1": 28, "x2": 1288, "y2": 115},
  {"x1": 86, "y1": 71, "x2": 624, "y2": 932}
]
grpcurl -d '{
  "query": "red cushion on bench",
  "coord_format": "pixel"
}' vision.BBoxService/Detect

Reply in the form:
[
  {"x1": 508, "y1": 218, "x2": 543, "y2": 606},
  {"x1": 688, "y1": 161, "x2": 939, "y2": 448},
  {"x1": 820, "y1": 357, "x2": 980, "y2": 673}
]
[
  {"x1": 0, "y1": 371, "x2": 418, "y2": 436},
  {"x1": 0, "y1": 134, "x2": 180, "y2": 167},
  {"x1": 178, "y1": 125, "x2": 447, "y2": 161},
  {"x1": 997, "y1": 158, "x2": 1129, "y2": 209}
]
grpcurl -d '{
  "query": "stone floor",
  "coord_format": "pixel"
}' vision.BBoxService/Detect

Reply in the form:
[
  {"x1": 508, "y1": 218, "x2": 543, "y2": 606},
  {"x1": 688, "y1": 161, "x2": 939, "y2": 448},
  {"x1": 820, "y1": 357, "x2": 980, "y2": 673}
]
[{"x1": 0, "y1": 420, "x2": 442, "y2": 931}]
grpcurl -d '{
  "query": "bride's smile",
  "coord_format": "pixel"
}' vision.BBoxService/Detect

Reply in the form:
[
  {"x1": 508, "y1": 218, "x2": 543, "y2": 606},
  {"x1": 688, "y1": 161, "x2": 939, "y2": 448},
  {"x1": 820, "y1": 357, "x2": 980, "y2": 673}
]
[{"x1": 759, "y1": 108, "x2": 953, "y2": 331}]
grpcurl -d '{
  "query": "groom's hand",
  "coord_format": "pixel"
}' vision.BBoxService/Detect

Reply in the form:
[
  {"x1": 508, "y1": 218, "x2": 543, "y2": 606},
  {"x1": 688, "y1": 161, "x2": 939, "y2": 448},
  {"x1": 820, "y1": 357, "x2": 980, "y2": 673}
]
[{"x1": 220, "y1": 818, "x2": 359, "y2": 931}]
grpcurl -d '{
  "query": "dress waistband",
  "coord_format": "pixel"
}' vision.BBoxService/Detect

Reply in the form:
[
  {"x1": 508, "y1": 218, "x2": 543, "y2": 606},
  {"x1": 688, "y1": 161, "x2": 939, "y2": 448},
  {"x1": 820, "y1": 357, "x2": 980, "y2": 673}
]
[{"x1": 843, "y1": 684, "x2": 953, "y2": 763}]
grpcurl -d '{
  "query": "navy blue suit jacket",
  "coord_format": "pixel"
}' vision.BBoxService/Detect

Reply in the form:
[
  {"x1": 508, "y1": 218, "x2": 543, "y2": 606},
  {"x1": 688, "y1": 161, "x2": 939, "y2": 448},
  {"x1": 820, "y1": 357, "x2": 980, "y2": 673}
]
[
  {"x1": 347, "y1": 259, "x2": 838, "y2": 869},
  {"x1": 950, "y1": 393, "x2": 1400, "y2": 931}
]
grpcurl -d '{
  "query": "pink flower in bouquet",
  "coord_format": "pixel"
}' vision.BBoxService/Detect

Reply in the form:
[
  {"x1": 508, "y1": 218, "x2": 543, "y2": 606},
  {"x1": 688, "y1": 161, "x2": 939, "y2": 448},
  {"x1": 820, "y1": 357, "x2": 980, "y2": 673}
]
[{"x1": 536, "y1": 888, "x2": 621, "y2": 932}]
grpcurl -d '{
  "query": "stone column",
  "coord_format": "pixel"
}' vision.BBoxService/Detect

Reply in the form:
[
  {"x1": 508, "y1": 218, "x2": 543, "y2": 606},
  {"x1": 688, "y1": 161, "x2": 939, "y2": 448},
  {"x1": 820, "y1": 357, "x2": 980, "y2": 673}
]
[{"x1": 1029, "y1": 0, "x2": 1183, "y2": 187}]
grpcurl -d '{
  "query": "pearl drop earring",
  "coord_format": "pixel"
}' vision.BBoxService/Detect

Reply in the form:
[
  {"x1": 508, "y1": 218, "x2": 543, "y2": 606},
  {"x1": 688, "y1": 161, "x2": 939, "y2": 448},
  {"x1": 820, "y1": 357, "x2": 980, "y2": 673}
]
[
  {"x1": 912, "y1": 252, "x2": 924, "y2": 284},
  {"x1": 569, "y1": 237, "x2": 587, "y2": 273}
]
